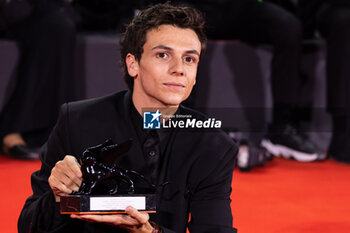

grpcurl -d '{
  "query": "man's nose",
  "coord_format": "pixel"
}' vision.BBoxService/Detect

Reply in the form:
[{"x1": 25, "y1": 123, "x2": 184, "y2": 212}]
[{"x1": 169, "y1": 56, "x2": 185, "y2": 76}]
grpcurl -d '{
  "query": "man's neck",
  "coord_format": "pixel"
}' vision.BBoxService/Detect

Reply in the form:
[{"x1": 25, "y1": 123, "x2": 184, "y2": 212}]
[{"x1": 132, "y1": 93, "x2": 179, "y2": 119}]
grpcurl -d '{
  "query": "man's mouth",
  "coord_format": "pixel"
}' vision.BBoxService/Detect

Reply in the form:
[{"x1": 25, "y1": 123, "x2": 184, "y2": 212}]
[{"x1": 163, "y1": 82, "x2": 185, "y2": 89}]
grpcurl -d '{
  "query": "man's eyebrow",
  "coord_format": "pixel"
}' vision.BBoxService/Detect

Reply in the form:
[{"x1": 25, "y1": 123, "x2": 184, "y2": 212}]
[
  {"x1": 186, "y1": 50, "x2": 200, "y2": 57},
  {"x1": 152, "y1": 45, "x2": 200, "y2": 57},
  {"x1": 152, "y1": 45, "x2": 173, "y2": 51}
]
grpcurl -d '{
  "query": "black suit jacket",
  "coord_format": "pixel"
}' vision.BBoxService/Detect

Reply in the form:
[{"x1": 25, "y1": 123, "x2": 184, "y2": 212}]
[{"x1": 18, "y1": 91, "x2": 238, "y2": 233}]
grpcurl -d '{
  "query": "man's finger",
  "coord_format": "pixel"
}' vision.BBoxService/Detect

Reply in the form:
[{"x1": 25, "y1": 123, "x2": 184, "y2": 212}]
[
  {"x1": 53, "y1": 156, "x2": 82, "y2": 188},
  {"x1": 64, "y1": 155, "x2": 82, "y2": 178},
  {"x1": 49, "y1": 176, "x2": 73, "y2": 195},
  {"x1": 125, "y1": 206, "x2": 149, "y2": 224},
  {"x1": 63, "y1": 166, "x2": 82, "y2": 188},
  {"x1": 51, "y1": 167, "x2": 73, "y2": 186}
]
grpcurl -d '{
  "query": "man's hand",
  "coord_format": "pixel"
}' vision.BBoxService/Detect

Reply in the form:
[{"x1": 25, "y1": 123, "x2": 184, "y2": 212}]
[
  {"x1": 48, "y1": 155, "x2": 82, "y2": 202},
  {"x1": 70, "y1": 206, "x2": 155, "y2": 233}
]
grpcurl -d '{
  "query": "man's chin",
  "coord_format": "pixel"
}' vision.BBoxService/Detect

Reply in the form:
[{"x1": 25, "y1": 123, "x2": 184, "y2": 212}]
[{"x1": 158, "y1": 95, "x2": 185, "y2": 106}]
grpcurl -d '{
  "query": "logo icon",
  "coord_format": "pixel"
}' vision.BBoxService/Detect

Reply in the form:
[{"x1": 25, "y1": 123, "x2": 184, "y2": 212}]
[{"x1": 143, "y1": 110, "x2": 161, "y2": 129}]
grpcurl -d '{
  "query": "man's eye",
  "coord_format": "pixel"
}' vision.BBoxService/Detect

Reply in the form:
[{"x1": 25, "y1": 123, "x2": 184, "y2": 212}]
[
  {"x1": 184, "y1": 56, "x2": 195, "y2": 63},
  {"x1": 157, "y1": 52, "x2": 168, "y2": 59}
]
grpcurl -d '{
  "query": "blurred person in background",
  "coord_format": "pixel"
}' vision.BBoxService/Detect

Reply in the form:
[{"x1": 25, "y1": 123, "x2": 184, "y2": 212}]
[
  {"x1": 0, "y1": 0, "x2": 76, "y2": 159},
  {"x1": 299, "y1": 0, "x2": 350, "y2": 163}
]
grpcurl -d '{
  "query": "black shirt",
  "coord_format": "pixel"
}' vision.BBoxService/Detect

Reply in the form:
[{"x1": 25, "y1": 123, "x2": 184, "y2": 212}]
[{"x1": 129, "y1": 97, "x2": 174, "y2": 185}]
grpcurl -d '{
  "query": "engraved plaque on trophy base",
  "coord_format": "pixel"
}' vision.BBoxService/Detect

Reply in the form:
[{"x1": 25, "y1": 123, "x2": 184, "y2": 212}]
[{"x1": 60, "y1": 194, "x2": 156, "y2": 214}]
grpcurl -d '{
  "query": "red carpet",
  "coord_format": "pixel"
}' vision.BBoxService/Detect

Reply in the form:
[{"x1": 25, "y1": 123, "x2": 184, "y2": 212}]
[
  {"x1": 0, "y1": 156, "x2": 41, "y2": 233},
  {"x1": 231, "y1": 158, "x2": 350, "y2": 232},
  {"x1": 1, "y1": 155, "x2": 349, "y2": 233}
]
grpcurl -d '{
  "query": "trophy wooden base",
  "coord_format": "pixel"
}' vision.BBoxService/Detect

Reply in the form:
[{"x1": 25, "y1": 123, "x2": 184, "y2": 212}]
[{"x1": 60, "y1": 194, "x2": 157, "y2": 214}]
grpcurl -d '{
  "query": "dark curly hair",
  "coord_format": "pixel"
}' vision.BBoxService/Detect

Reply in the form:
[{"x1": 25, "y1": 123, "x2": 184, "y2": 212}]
[{"x1": 119, "y1": 2, "x2": 207, "y2": 90}]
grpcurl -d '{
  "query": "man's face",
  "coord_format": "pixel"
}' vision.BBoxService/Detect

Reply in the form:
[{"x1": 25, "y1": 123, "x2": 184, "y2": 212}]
[{"x1": 128, "y1": 25, "x2": 201, "y2": 110}]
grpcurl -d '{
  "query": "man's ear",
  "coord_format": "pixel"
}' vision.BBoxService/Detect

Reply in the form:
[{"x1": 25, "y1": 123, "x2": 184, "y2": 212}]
[{"x1": 125, "y1": 53, "x2": 139, "y2": 78}]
